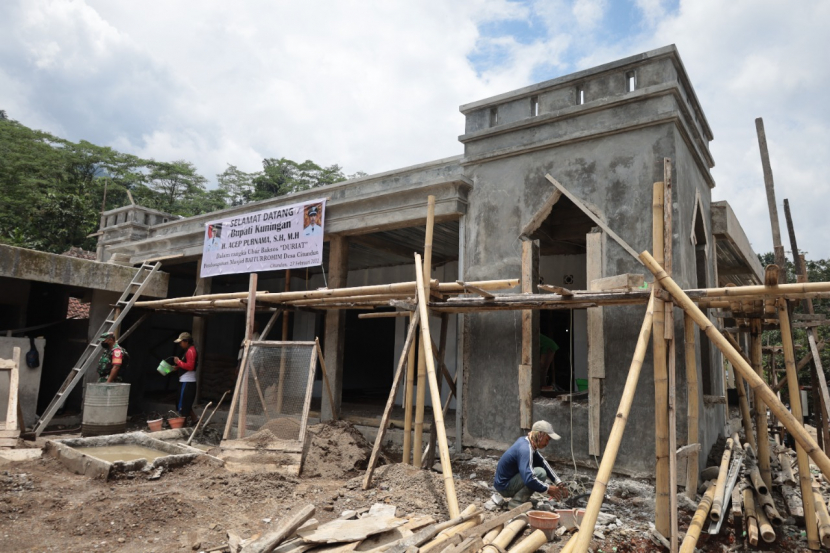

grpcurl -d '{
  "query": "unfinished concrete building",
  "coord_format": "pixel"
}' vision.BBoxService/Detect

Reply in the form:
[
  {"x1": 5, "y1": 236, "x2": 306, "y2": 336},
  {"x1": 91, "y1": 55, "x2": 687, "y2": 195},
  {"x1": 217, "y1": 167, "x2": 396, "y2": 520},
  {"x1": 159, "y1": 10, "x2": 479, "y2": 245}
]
[{"x1": 77, "y1": 45, "x2": 764, "y2": 474}]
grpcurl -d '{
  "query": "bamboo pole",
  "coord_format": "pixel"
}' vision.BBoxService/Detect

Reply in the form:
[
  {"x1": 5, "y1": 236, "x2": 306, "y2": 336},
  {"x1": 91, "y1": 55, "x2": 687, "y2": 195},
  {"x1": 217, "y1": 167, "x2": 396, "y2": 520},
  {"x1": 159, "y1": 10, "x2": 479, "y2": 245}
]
[
  {"x1": 722, "y1": 332, "x2": 757, "y2": 450},
  {"x1": 709, "y1": 437, "x2": 734, "y2": 522},
  {"x1": 136, "y1": 290, "x2": 270, "y2": 307},
  {"x1": 756, "y1": 503, "x2": 776, "y2": 543},
  {"x1": 743, "y1": 486, "x2": 759, "y2": 546},
  {"x1": 572, "y1": 292, "x2": 655, "y2": 553},
  {"x1": 751, "y1": 318, "x2": 772, "y2": 490},
  {"x1": 779, "y1": 298, "x2": 820, "y2": 550},
  {"x1": 413, "y1": 197, "x2": 436, "y2": 468},
  {"x1": 639, "y1": 250, "x2": 830, "y2": 485},
  {"x1": 507, "y1": 530, "x2": 547, "y2": 553},
  {"x1": 814, "y1": 490, "x2": 830, "y2": 548},
  {"x1": 749, "y1": 465, "x2": 768, "y2": 496},
  {"x1": 276, "y1": 271, "x2": 291, "y2": 413},
  {"x1": 480, "y1": 516, "x2": 528, "y2": 553},
  {"x1": 414, "y1": 252, "x2": 460, "y2": 518},
  {"x1": 651, "y1": 182, "x2": 670, "y2": 540},
  {"x1": 482, "y1": 527, "x2": 502, "y2": 544},
  {"x1": 679, "y1": 483, "x2": 716, "y2": 553},
  {"x1": 402, "y1": 314, "x2": 417, "y2": 464},
  {"x1": 684, "y1": 314, "x2": 700, "y2": 500},
  {"x1": 238, "y1": 273, "x2": 258, "y2": 438},
  {"x1": 421, "y1": 516, "x2": 483, "y2": 553},
  {"x1": 559, "y1": 533, "x2": 579, "y2": 553}
]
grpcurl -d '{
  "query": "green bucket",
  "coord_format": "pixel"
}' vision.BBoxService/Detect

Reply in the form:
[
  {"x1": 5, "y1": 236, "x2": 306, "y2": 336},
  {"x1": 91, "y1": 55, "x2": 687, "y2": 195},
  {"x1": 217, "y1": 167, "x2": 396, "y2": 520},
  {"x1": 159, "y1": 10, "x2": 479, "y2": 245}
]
[
  {"x1": 157, "y1": 359, "x2": 174, "y2": 376},
  {"x1": 575, "y1": 378, "x2": 588, "y2": 392}
]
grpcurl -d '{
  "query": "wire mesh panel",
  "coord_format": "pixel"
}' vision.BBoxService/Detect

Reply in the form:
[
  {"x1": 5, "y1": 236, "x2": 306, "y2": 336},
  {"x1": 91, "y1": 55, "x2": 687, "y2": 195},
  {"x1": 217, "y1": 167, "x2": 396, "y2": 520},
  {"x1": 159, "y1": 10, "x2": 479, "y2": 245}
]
[{"x1": 233, "y1": 341, "x2": 316, "y2": 442}]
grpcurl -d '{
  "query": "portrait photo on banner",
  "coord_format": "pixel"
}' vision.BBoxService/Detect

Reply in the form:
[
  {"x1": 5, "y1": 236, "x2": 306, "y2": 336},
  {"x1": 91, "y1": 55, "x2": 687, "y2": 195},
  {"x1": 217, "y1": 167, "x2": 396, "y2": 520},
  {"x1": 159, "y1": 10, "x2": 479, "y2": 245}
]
[{"x1": 303, "y1": 202, "x2": 324, "y2": 237}]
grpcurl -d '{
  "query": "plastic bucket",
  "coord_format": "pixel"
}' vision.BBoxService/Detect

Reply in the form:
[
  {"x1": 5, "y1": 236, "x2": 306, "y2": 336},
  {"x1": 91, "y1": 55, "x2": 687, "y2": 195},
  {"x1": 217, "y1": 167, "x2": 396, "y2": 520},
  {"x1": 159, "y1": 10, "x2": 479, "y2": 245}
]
[
  {"x1": 556, "y1": 509, "x2": 586, "y2": 530},
  {"x1": 575, "y1": 378, "x2": 588, "y2": 392},
  {"x1": 82, "y1": 383, "x2": 131, "y2": 436},
  {"x1": 157, "y1": 359, "x2": 174, "y2": 376}
]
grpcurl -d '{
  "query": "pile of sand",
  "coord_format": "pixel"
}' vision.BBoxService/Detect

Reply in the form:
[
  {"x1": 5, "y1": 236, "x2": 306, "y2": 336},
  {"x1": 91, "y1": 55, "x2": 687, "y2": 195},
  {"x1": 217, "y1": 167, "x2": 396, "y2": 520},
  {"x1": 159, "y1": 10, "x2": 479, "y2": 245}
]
[
  {"x1": 302, "y1": 421, "x2": 378, "y2": 478},
  {"x1": 259, "y1": 417, "x2": 302, "y2": 440}
]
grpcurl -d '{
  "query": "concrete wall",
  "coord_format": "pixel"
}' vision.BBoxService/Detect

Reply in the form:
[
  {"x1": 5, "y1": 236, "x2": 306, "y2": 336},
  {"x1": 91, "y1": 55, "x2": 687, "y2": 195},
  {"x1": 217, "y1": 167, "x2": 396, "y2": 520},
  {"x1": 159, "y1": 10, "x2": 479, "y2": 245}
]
[{"x1": 0, "y1": 337, "x2": 46, "y2": 427}]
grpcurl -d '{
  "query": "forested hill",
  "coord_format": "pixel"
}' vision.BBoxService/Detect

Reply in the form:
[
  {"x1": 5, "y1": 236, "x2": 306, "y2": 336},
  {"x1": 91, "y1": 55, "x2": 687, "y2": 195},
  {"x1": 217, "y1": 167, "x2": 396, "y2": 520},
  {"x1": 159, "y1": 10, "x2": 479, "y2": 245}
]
[{"x1": 0, "y1": 113, "x2": 363, "y2": 254}]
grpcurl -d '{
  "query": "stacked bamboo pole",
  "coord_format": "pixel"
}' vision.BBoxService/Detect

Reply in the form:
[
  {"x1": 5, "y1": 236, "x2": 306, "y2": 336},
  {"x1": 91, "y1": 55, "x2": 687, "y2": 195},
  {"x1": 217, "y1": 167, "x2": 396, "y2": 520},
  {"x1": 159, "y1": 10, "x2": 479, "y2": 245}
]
[{"x1": 679, "y1": 484, "x2": 715, "y2": 553}]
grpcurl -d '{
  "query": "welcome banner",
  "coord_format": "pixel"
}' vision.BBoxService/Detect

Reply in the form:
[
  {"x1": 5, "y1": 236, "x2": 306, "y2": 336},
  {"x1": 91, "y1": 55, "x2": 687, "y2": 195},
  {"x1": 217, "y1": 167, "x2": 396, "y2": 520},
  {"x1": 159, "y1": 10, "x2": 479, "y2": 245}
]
[{"x1": 200, "y1": 198, "x2": 325, "y2": 277}]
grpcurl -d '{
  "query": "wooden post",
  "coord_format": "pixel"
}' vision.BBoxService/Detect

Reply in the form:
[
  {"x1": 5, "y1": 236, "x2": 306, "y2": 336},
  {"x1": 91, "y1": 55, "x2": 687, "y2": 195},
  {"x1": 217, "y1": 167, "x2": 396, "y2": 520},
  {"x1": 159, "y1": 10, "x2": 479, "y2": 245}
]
[
  {"x1": 414, "y1": 252, "x2": 460, "y2": 518},
  {"x1": 651, "y1": 182, "x2": 670, "y2": 539},
  {"x1": 403, "y1": 321, "x2": 417, "y2": 464},
  {"x1": 322, "y1": 236, "x2": 348, "y2": 421},
  {"x1": 425, "y1": 313, "x2": 450, "y2": 468},
  {"x1": 192, "y1": 257, "x2": 211, "y2": 404},
  {"x1": 573, "y1": 292, "x2": 655, "y2": 553},
  {"x1": 276, "y1": 270, "x2": 291, "y2": 413},
  {"x1": 640, "y1": 250, "x2": 830, "y2": 486},
  {"x1": 519, "y1": 239, "x2": 538, "y2": 430},
  {"x1": 684, "y1": 314, "x2": 699, "y2": 500},
  {"x1": 750, "y1": 318, "x2": 772, "y2": 490},
  {"x1": 413, "y1": 196, "x2": 436, "y2": 467},
  {"x1": 755, "y1": 117, "x2": 788, "y2": 282},
  {"x1": 586, "y1": 229, "x2": 604, "y2": 456},
  {"x1": 238, "y1": 272, "x2": 258, "y2": 438},
  {"x1": 314, "y1": 338, "x2": 335, "y2": 416},
  {"x1": 363, "y1": 311, "x2": 421, "y2": 489},
  {"x1": 662, "y1": 166, "x2": 678, "y2": 553},
  {"x1": 778, "y1": 299, "x2": 820, "y2": 550}
]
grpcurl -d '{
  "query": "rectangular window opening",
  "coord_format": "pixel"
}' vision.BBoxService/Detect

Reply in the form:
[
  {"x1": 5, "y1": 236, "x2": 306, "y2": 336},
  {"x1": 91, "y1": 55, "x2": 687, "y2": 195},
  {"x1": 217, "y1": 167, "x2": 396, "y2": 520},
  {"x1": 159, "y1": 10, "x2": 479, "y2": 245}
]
[
  {"x1": 576, "y1": 86, "x2": 585, "y2": 105},
  {"x1": 530, "y1": 96, "x2": 539, "y2": 117},
  {"x1": 489, "y1": 107, "x2": 499, "y2": 127},
  {"x1": 625, "y1": 71, "x2": 635, "y2": 92}
]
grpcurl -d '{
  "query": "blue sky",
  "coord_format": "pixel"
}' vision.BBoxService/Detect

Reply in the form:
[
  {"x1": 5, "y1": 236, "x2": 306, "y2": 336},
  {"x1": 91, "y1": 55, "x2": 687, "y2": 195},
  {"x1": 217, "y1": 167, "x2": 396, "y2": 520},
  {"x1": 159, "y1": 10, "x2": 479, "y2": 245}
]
[{"x1": 1, "y1": 0, "x2": 829, "y2": 259}]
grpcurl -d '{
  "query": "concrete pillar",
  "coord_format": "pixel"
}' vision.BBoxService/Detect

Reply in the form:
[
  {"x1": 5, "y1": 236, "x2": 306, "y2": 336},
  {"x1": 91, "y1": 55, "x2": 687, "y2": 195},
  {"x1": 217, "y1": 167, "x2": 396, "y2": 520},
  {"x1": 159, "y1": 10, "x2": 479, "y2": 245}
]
[
  {"x1": 322, "y1": 236, "x2": 348, "y2": 420},
  {"x1": 193, "y1": 257, "x2": 212, "y2": 403}
]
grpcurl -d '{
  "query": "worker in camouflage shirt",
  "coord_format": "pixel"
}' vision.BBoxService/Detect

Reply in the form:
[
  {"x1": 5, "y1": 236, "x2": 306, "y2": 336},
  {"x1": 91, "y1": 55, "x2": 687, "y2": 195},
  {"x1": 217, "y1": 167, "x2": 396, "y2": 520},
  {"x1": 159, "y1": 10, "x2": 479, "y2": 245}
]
[{"x1": 98, "y1": 332, "x2": 128, "y2": 383}]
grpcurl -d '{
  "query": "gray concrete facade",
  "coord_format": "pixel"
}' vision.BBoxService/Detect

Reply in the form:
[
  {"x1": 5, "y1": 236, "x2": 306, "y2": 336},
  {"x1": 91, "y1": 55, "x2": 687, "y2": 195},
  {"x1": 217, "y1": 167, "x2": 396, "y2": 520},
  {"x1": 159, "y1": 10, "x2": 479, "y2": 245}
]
[{"x1": 95, "y1": 45, "x2": 759, "y2": 474}]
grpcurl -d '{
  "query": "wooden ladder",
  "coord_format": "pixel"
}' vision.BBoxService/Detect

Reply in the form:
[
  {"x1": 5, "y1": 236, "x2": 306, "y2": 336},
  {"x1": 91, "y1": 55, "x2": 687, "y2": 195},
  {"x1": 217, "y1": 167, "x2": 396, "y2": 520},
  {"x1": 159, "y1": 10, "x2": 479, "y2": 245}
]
[{"x1": 29, "y1": 262, "x2": 161, "y2": 438}]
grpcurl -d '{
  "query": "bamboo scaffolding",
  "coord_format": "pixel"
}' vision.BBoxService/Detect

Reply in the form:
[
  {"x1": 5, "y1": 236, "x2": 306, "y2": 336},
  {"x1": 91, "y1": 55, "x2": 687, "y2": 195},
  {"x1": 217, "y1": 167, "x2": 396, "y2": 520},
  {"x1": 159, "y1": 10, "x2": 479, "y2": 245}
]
[
  {"x1": 778, "y1": 298, "x2": 820, "y2": 550},
  {"x1": 573, "y1": 292, "x2": 655, "y2": 553},
  {"x1": 639, "y1": 250, "x2": 830, "y2": 486}
]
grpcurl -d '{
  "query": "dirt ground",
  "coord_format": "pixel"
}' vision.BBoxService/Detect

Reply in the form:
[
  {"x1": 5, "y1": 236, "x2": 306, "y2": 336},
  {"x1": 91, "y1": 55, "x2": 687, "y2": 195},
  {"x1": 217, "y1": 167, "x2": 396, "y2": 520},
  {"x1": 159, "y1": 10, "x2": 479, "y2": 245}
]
[{"x1": 0, "y1": 421, "x2": 814, "y2": 553}]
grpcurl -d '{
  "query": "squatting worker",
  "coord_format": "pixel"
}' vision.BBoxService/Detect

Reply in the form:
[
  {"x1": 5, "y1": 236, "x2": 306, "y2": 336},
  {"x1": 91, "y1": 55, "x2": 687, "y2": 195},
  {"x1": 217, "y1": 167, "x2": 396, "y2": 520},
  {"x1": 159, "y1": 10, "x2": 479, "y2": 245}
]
[
  {"x1": 98, "y1": 332, "x2": 128, "y2": 383},
  {"x1": 173, "y1": 332, "x2": 198, "y2": 423},
  {"x1": 493, "y1": 420, "x2": 568, "y2": 509}
]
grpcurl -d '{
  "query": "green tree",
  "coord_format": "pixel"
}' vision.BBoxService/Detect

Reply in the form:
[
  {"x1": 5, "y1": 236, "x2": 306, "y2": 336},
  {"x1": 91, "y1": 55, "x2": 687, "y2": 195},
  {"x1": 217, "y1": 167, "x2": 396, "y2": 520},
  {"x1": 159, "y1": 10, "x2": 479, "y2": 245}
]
[
  {"x1": 217, "y1": 164, "x2": 255, "y2": 206},
  {"x1": 251, "y1": 158, "x2": 347, "y2": 201}
]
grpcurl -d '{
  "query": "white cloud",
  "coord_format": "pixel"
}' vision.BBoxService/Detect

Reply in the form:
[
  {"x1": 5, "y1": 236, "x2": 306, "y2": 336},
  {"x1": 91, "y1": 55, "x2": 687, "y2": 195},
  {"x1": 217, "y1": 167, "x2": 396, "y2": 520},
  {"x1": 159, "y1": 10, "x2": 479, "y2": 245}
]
[{"x1": 2, "y1": 0, "x2": 830, "y2": 259}]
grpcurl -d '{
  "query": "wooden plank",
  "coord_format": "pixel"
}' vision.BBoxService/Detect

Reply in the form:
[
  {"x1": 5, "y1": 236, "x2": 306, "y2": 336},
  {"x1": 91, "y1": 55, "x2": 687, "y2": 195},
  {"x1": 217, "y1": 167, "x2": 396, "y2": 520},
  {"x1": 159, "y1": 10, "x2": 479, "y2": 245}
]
[
  {"x1": 676, "y1": 443, "x2": 700, "y2": 458},
  {"x1": 755, "y1": 118, "x2": 788, "y2": 282},
  {"x1": 520, "y1": 239, "x2": 537, "y2": 429},
  {"x1": 538, "y1": 284, "x2": 573, "y2": 296},
  {"x1": 545, "y1": 174, "x2": 642, "y2": 264},
  {"x1": 587, "y1": 231, "x2": 604, "y2": 456},
  {"x1": 223, "y1": 342, "x2": 249, "y2": 440},
  {"x1": 220, "y1": 439, "x2": 303, "y2": 453},
  {"x1": 589, "y1": 273, "x2": 645, "y2": 292},
  {"x1": 315, "y1": 338, "x2": 336, "y2": 419},
  {"x1": 299, "y1": 344, "x2": 318, "y2": 448},
  {"x1": 238, "y1": 273, "x2": 258, "y2": 438},
  {"x1": 4, "y1": 348, "x2": 20, "y2": 431},
  {"x1": 519, "y1": 184, "x2": 562, "y2": 237},
  {"x1": 363, "y1": 311, "x2": 421, "y2": 489}
]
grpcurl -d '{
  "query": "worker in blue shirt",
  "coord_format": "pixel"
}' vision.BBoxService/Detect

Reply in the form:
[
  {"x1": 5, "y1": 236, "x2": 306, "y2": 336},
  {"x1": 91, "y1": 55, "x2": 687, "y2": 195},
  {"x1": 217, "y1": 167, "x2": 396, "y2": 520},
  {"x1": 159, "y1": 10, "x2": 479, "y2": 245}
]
[{"x1": 493, "y1": 420, "x2": 569, "y2": 509}]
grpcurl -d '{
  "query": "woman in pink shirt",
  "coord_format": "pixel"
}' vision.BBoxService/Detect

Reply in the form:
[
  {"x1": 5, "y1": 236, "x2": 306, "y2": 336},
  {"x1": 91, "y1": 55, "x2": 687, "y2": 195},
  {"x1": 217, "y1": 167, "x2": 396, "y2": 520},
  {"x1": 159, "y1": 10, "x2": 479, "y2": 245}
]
[{"x1": 173, "y1": 332, "x2": 198, "y2": 424}]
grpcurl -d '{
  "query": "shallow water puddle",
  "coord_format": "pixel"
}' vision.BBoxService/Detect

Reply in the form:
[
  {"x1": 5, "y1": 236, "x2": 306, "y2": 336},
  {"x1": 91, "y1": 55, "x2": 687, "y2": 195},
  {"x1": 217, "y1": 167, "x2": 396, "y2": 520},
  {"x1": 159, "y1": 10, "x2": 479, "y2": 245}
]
[{"x1": 74, "y1": 444, "x2": 169, "y2": 463}]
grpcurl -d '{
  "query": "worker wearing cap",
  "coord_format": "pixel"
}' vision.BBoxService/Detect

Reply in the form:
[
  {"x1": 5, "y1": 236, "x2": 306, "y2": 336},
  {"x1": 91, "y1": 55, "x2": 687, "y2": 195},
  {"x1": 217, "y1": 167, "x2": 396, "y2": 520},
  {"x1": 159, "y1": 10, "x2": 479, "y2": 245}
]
[
  {"x1": 303, "y1": 206, "x2": 322, "y2": 236},
  {"x1": 173, "y1": 332, "x2": 198, "y2": 423},
  {"x1": 97, "y1": 332, "x2": 128, "y2": 383},
  {"x1": 493, "y1": 420, "x2": 568, "y2": 509}
]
